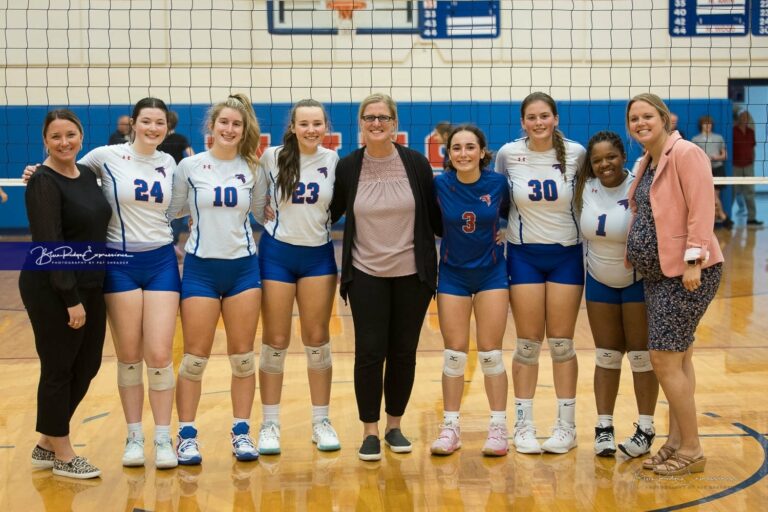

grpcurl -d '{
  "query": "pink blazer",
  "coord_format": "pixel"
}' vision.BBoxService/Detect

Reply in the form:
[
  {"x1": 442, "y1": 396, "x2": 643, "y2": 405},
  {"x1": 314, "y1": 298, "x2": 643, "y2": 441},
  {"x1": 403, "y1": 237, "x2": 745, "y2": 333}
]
[{"x1": 627, "y1": 132, "x2": 724, "y2": 277}]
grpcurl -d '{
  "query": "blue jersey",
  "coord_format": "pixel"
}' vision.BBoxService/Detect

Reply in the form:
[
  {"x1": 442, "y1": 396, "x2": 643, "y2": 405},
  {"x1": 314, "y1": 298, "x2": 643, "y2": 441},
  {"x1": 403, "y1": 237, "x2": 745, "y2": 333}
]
[{"x1": 434, "y1": 170, "x2": 509, "y2": 268}]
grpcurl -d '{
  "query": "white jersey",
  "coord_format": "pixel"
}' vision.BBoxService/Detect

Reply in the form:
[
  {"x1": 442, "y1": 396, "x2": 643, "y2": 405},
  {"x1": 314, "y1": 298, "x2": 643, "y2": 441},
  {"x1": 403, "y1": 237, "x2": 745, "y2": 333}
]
[
  {"x1": 168, "y1": 151, "x2": 268, "y2": 259},
  {"x1": 260, "y1": 146, "x2": 339, "y2": 246},
  {"x1": 496, "y1": 138, "x2": 586, "y2": 246},
  {"x1": 78, "y1": 143, "x2": 176, "y2": 251},
  {"x1": 580, "y1": 174, "x2": 639, "y2": 288}
]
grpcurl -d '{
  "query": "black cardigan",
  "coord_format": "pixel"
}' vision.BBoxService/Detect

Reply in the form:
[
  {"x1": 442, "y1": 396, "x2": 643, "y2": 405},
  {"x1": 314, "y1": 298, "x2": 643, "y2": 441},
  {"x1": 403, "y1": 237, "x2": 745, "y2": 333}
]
[{"x1": 330, "y1": 143, "x2": 442, "y2": 301}]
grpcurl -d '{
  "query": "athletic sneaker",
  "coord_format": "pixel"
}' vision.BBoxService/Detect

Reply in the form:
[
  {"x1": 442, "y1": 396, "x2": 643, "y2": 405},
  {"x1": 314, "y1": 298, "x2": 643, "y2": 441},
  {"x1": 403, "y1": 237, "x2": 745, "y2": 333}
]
[
  {"x1": 431, "y1": 423, "x2": 461, "y2": 455},
  {"x1": 594, "y1": 425, "x2": 616, "y2": 457},
  {"x1": 312, "y1": 418, "x2": 341, "y2": 452},
  {"x1": 482, "y1": 423, "x2": 509, "y2": 456},
  {"x1": 514, "y1": 421, "x2": 542, "y2": 454},
  {"x1": 122, "y1": 431, "x2": 145, "y2": 467},
  {"x1": 231, "y1": 422, "x2": 259, "y2": 461},
  {"x1": 358, "y1": 435, "x2": 381, "y2": 461},
  {"x1": 384, "y1": 428, "x2": 412, "y2": 453},
  {"x1": 258, "y1": 422, "x2": 281, "y2": 455},
  {"x1": 618, "y1": 423, "x2": 655, "y2": 458},
  {"x1": 31, "y1": 445, "x2": 55, "y2": 469},
  {"x1": 176, "y1": 426, "x2": 202, "y2": 465},
  {"x1": 542, "y1": 419, "x2": 577, "y2": 454},
  {"x1": 155, "y1": 437, "x2": 179, "y2": 469},
  {"x1": 52, "y1": 456, "x2": 101, "y2": 479}
]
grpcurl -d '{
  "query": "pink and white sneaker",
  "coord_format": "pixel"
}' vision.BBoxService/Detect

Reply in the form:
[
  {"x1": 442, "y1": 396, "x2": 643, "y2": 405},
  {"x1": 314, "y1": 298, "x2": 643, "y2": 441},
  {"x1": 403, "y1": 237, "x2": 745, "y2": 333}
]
[
  {"x1": 430, "y1": 423, "x2": 461, "y2": 455},
  {"x1": 482, "y1": 423, "x2": 509, "y2": 456}
]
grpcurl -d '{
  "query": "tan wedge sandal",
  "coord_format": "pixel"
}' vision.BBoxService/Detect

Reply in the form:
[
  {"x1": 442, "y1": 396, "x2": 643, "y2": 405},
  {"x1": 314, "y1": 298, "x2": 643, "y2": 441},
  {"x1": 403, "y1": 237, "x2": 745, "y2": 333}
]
[
  {"x1": 653, "y1": 452, "x2": 707, "y2": 476},
  {"x1": 642, "y1": 445, "x2": 675, "y2": 470}
]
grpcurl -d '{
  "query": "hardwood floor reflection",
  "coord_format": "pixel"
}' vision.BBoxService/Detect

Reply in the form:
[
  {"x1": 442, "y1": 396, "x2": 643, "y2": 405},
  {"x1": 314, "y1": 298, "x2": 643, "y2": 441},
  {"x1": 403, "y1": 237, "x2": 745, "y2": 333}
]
[{"x1": 1, "y1": 223, "x2": 767, "y2": 511}]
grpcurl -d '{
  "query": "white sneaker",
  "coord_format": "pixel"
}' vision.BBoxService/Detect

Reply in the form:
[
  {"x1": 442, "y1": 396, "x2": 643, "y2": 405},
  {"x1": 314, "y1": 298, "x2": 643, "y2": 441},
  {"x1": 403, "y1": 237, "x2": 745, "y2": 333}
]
[
  {"x1": 312, "y1": 418, "x2": 341, "y2": 451},
  {"x1": 542, "y1": 419, "x2": 577, "y2": 454},
  {"x1": 231, "y1": 422, "x2": 259, "y2": 461},
  {"x1": 514, "y1": 421, "x2": 542, "y2": 454},
  {"x1": 618, "y1": 423, "x2": 655, "y2": 458},
  {"x1": 176, "y1": 426, "x2": 202, "y2": 465},
  {"x1": 594, "y1": 425, "x2": 616, "y2": 457},
  {"x1": 122, "y1": 432, "x2": 145, "y2": 467},
  {"x1": 258, "y1": 422, "x2": 281, "y2": 455},
  {"x1": 155, "y1": 437, "x2": 178, "y2": 469}
]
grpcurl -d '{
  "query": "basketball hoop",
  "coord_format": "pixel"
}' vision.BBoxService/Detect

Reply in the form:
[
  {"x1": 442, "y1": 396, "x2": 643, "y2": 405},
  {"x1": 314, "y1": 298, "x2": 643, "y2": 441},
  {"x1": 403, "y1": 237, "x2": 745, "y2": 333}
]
[{"x1": 326, "y1": 1, "x2": 366, "y2": 21}]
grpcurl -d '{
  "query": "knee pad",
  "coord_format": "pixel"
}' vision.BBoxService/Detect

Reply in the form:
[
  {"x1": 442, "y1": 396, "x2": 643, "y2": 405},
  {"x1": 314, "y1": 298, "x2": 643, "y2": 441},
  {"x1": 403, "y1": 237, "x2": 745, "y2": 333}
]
[
  {"x1": 259, "y1": 346, "x2": 287, "y2": 374},
  {"x1": 628, "y1": 350, "x2": 653, "y2": 372},
  {"x1": 595, "y1": 348, "x2": 623, "y2": 370},
  {"x1": 229, "y1": 351, "x2": 256, "y2": 378},
  {"x1": 147, "y1": 363, "x2": 175, "y2": 391},
  {"x1": 117, "y1": 360, "x2": 144, "y2": 387},
  {"x1": 548, "y1": 337, "x2": 576, "y2": 363},
  {"x1": 178, "y1": 354, "x2": 208, "y2": 382},
  {"x1": 514, "y1": 338, "x2": 542, "y2": 366},
  {"x1": 305, "y1": 343, "x2": 332, "y2": 371},
  {"x1": 478, "y1": 349, "x2": 505, "y2": 376},
  {"x1": 442, "y1": 349, "x2": 467, "y2": 378}
]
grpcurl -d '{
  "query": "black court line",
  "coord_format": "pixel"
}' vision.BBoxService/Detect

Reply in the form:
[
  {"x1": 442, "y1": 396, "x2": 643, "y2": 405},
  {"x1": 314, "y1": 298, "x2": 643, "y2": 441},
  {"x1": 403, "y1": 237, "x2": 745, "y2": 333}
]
[
  {"x1": 82, "y1": 412, "x2": 109, "y2": 423},
  {"x1": 648, "y1": 422, "x2": 768, "y2": 512}
]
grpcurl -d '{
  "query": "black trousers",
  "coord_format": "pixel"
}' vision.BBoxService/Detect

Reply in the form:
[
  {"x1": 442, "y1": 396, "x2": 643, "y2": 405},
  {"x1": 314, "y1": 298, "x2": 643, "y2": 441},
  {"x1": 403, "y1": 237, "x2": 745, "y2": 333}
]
[
  {"x1": 347, "y1": 267, "x2": 433, "y2": 423},
  {"x1": 19, "y1": 275, "x2": 107, "y2": 437}
]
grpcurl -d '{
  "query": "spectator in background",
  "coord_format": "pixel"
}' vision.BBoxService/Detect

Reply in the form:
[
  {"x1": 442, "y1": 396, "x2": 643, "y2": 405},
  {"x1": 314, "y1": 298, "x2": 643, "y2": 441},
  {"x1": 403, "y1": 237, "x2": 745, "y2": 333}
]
[
  {"x1": 158, "y1": 111, "x2": 195, "y2": 164},
  {"x1": 669, "y1": 113, "x2": 684, "y2": 140},
  {"x1": 109, "y1": 115, "x2": 132, "y2": 145},
  {"x1": 691, "y1": 115, "x2": 732, "y2": 229},
  {"x1": 158, "y1": 111, "x2": 196, "y2": 256},
  {"x1": 733, "y1": 110, "x2": 763, "y2": 226}
]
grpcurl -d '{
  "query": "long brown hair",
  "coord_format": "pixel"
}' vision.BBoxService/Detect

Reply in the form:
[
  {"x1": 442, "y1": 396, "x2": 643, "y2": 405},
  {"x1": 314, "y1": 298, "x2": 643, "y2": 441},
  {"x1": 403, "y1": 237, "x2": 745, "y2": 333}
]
[
  {"x1": 276, "y1": 99, "x2": 328, "y2": 202},
  {"x1": 521, "y1": 91, "x2": 567, "y2": 177}
]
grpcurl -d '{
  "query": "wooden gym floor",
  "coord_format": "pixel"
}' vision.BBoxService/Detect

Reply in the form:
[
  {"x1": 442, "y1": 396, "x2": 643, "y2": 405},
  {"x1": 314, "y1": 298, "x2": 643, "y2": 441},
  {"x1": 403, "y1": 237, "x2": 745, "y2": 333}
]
[{"x1": 0, "y1": 212, "x2": 766, "y2": 511}]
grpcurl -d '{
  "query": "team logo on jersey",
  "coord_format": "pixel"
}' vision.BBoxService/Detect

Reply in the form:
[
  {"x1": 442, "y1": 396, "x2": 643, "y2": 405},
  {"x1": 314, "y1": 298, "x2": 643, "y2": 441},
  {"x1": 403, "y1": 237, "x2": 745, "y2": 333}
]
[
  {"x1": 234, "y1": 173, "x2": 246, "y2": 184},
  {"x1": 552, "y1": 163, "x2": 562, "y2": 172},
  {"x1": 155, "y1": 166, "x2": 166, "y2": 178},
  {"x1": 514, "y1": 156, "x2": 527, "y2": 162},
  {"x1": 479, "y1": 194, "x2": 491, "y2": 206},
  {"x1": 591, "y1": 188, "x2": 598, "y2": 194},
  {"x1": 317, "y1": 167, "x2": 328, "y2": 178},
  {"x1": 202, "y1": 164, "x2": 213, "y2": 170},
  {"x1": 617, "y1": 199, "x2": 629, "y2": 210}
]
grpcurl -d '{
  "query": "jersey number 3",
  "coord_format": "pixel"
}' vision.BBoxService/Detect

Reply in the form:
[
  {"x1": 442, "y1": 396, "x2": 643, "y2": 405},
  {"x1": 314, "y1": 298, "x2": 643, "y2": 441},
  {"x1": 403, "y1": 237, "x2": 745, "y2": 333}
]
[
  {"x1": 462, "y1": 212, "x2": 476, "y2": 233},
  {"x1": 528, "y1": 179, "x2": 558, "y2": 202}
]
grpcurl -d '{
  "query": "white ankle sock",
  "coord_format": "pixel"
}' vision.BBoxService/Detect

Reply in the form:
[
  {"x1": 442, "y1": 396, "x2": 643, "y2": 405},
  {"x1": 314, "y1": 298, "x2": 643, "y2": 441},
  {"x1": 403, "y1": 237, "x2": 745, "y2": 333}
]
[
  {"x1": 263, "y1": 404, "x2": 280, "y2": 425},
  {"x1": 557, "y1": 398, "x2": 576, "y2": 426}
]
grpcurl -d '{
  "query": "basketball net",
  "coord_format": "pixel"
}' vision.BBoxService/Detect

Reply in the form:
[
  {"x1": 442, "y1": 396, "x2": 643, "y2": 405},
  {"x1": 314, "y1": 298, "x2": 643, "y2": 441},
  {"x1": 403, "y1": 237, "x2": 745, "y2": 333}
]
[{"x1": 326, "y1": 1, "x2": 367, "y2": 21}]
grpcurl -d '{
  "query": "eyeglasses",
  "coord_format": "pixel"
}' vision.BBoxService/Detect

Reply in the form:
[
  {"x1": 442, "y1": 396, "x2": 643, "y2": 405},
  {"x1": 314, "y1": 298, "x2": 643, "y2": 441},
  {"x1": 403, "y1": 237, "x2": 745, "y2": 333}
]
[{"x1": 361, "y1": 115, "x2": 393, "y2": 124}]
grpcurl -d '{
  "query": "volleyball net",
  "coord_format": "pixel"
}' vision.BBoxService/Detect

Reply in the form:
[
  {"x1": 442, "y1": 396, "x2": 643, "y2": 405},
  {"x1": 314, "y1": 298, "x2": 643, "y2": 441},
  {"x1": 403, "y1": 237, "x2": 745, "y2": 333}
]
[{"x1": 0, "y1": 0, "x2": 766, "y2": 193}]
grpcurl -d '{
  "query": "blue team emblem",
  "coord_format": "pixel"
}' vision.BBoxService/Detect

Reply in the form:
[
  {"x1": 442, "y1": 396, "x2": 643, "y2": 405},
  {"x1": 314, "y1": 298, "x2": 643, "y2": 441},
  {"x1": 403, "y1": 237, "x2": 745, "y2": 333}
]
[
  {"x1": 234, "y1": 173, "x2": 246, "y2": 183},
  {"x1": 155, "y1": 166, "x2": 166, "y2": 178},
  {"x1": 479, "y1": 194, "x2": 491, "y2": 206},
  {"x1": 552, "y1": 163, "x2": 562, "y2": 172},
  {"x1": 617, "y1": 199, "x2": 629, "y2": 210},
  {"x1": 317, "y1": 167, "x2": 328, "y2": 178}
]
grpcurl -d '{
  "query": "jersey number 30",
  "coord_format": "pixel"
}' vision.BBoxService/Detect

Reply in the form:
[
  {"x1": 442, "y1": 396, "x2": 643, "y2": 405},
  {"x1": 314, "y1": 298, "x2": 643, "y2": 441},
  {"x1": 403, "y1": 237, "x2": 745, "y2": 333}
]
[{"x1": 528, "y1": 179, "x2": 558, "y2": 202}]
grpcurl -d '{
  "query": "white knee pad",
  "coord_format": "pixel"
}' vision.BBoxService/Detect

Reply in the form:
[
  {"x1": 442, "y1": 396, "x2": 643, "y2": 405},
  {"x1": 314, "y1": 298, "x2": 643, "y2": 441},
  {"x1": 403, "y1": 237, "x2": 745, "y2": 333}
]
[
  {"x1": 628, "y1": 351, "x2": 653, "y2": 373},
  {"x1": 595, "y1": 349, "x2": 623, "y2": 370},
  {"x1": 259, "y1": 346, "x2": 287, "y2": 374},
  {"x1": 147, "y1": 363, "x2": 175, "y2": 391},
  {"x1": 305, "y1": 343, "x2": 332, "y2": 371},
  {"x1": 442, "y1": 349, "x2": 467, "y2": 378},
  {"x1": 478, "y1": 349, "x2": 505, "y2": 376},
  {"x1": 117, "y1": 360, "x2": 144, "y2": 387},
  {"x1": 514, "y1": 339, "x2": 542, "y2": 366},
  {"x1": 229, "y1": 351, "x2": 256, "y2": 378},
  {"x1": 548, "y1": 337, "x2": 576, "y2": 363},
  {"x1": 178, "y1": 354, "x2": 208, "y2": 382}
]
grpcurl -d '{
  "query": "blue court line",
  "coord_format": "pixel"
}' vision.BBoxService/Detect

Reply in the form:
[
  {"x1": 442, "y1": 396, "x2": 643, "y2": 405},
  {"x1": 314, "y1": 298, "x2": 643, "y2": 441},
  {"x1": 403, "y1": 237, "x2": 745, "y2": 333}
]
[
  {"x1": 82, "y1": 412, "x2": 109, "y2": 423},
  {"x1": 648, "y1": 422, "x2": 768, "y2": 512},
  {"x1": 703, "y1": 412, "x2": 721, "y2": 418}
]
